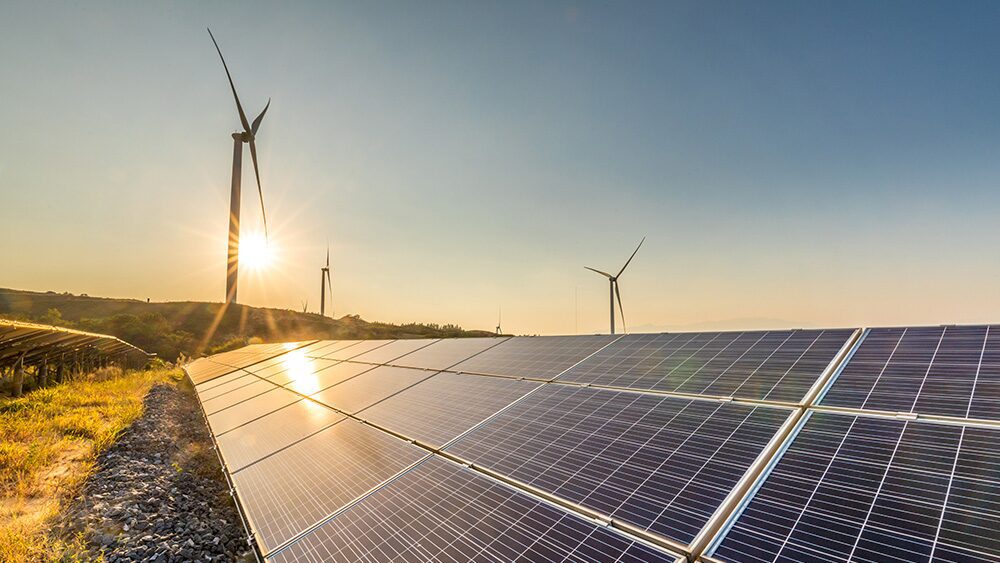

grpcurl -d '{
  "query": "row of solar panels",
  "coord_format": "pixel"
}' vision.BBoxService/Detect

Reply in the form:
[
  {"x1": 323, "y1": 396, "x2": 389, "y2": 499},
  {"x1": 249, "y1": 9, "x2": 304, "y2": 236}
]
[{"x1": 185, "y1": 325, "x2": 1000, "y2": 563}]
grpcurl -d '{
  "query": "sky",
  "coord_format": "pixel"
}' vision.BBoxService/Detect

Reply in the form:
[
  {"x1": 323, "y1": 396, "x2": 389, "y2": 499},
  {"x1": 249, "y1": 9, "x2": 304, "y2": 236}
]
[{"x1": 2, "y1": 1, "x2": 1000, "y2": 335}]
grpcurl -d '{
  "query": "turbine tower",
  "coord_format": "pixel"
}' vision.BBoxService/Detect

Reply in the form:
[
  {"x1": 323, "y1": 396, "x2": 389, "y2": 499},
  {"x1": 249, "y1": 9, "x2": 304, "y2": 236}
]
[
  {"x1": 208, "y1": 28, "x2": 270, "y2": 304},
  {"x1": 320, "y1": 246, "x2": 333, "y2": 317},
  {"x1": 585, "y1": 237, "x2": 645, "y2": 335}
]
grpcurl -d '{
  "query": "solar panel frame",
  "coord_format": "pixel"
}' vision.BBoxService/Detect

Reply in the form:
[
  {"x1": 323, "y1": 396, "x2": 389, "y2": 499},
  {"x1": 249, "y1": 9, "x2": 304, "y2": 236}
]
[{"x1": 267, "y1": 455, "x2": 682, "y2": 563}]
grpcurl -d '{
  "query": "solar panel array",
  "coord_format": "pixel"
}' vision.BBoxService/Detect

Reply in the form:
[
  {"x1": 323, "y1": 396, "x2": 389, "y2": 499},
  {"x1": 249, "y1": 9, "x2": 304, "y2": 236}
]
[{"x1": 185, "y1": 325, "x2": 1000, "y2": 563}]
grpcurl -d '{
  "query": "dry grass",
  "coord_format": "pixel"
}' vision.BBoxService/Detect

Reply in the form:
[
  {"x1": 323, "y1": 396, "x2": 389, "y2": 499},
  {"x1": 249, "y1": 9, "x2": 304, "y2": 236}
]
[{"x1": 0, "y1": 366, "x2": 179, "y2": 562}]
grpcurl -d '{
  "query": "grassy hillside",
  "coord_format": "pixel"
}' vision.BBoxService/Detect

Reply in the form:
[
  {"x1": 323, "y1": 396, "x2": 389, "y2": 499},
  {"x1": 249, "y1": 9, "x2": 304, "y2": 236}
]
[{"x1": 0, "y1": 288, "x2": 493, "y2": 362}]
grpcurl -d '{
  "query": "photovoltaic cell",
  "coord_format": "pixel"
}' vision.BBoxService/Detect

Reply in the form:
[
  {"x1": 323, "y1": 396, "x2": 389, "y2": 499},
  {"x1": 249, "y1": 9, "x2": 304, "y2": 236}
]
[
  {"x1": 388, "y1": 337, "x2": 509, "y2": 371},
  {"x1": 711, "y1": 411, "x2": 1000, "y2": 563},
  {"x1": 231, "y1": 418, "x2": 427, "y2": 553},
  {"x1": 557, "y1": 329, "x2": 854, "y2": 403},
  {"x1": 357, "y1": 372, "x2": 540, "y2": 448},
  {"x1": 820, "y1": 325, "x2": 1000, "y2": 419},
  {"x1": 214, "y1": 399, "x2": 345, "y2": 472},
  {"x1": 268, "y1": 456, "x2": 679, "y2": 563},
  {"x1": 309, "y1": 365, "x2": 433, "y2": 414},
  {"x1": 449, "y1": 335, "x2": 617, "y2": 380},
  {"x1": 446, "y1": 385, "x2": 791, "y2": 546},
  {"x1": 346, "y1": 338, "x2": 440, "y2": 365},
  {"x1": 207, "y1": 387, "x2": 302, "y2": 435}
]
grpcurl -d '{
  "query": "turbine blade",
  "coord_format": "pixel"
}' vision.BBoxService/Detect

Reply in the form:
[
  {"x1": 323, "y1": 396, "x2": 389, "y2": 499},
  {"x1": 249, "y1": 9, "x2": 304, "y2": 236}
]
[
  {"x1": 616, "y1": 236, "x2": 646, "y2": 278},
  {"x1": 251, "y1": 98, "x2": 270, "y2": 135},
  {"x1": 207, "y1": 28, "x2": 252, "y2": 134},
  {"x1": 326, "y1": 270, "x2": 333, "y2": 300},
  {"x1": 584, "y1": 266, "x2": 613, "y2": 278},
  {"x1": 326, "y1": 244, "x2": 330, "y2": 267},
  {"x1": 615, "y1": 281, "x2": 626, "y2": 334},
  {"x1": 248, "y1": 138, "x2": 268, "y2": 239}
]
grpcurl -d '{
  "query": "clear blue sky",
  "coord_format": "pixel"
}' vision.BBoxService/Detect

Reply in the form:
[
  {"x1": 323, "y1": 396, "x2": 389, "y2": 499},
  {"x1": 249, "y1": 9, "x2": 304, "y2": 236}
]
[{"x1": 2, "y1": 1, "x2": 999, "y2": 334}]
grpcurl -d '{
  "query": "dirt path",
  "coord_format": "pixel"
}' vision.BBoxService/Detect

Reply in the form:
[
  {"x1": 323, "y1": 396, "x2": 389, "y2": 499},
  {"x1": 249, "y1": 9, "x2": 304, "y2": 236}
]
[{"x1": 57, "y1": 384, "x2": 254, "y2": 562}]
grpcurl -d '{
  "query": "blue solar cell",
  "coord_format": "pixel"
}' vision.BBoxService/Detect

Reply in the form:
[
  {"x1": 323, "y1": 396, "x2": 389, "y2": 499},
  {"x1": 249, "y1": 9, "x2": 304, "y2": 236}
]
[
  {"x1": 821, "y1": 325, "x2": 1000, "y2": 420},
  {"x1": 557, "y1": 329, "x2": 854, "y2": 402},
  {"x1": 446, "y1": 385, "x2": 790, "y2": 546},
  {"x1": 267, "y1": 456, "x2": 679, "y2": 563},
  {"x1": 711, "y1": 412, "x2": 1000, "y2": 563}
]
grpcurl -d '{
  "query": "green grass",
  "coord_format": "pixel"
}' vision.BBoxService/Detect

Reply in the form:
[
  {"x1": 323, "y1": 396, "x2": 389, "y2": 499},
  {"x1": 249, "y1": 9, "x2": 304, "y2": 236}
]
[{"x1": 0, "y1": 367, "x2": 178, "y2": 562}]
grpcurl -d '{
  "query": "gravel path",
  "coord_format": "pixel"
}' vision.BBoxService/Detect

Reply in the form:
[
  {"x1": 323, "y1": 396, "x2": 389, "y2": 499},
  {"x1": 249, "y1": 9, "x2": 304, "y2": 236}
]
[{"x1": 58, "y1": 383, "x2": 255, "y2": 562}]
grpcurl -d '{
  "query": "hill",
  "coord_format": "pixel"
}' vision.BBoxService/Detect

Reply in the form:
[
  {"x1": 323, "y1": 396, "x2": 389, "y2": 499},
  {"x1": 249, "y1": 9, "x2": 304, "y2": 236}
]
[{"x1": 0, "y1": 288, "x2": 494, "y2": 362}]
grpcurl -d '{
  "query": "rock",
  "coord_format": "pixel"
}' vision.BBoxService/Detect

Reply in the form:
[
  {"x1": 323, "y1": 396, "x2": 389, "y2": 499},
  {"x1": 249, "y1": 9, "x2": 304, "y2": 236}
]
[{"x1": 51, "y1": 384, "x2": 252, "y2": 561}]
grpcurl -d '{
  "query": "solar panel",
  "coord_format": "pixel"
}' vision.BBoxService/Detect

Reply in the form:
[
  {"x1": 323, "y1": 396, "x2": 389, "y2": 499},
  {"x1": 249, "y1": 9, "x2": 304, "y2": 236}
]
[
  {"x1": 254, "y1": 357, "x2": 340, "y2": 386},
  {"x1": 186, "y1": 360, "x2": 244, "y2": 385},
  {"x1": 283, "y1": 361, "x2": 374, "y2": 396},
  {"x1": 820, "y1": 325, "x2": 1000, "y2": 419},
  {"x1": 309, "y1": 365, "x2": 433, "y2": 414},
  {"x1": 709, "y1": 411, "x2": 1000, "y2": 563},
  {"x1": 230, "y1": 418, "x2": 427, "y2": 554},
  {"x1": 387, "y1": 337, "x2": 509, "y2": 370},
  {"x1": 445, "y1": 385, "x2": 791, "y2": 546},
  {"x1": 296, "y1": 339, "x2": 361, "y2": 358},
  {"x1": 194, "y1": 366, "x2": 252, "y2": 392},
  {"x1": 215, "y1": 399, "x2": 345, "y2": 472},
  {"x1": 316, "y1": 339, "x2": 394, "y2": 360},
  {"x1": 268, "y1": 455, "x2": 680, "y2": 563},
  {"x1": 449, "y1": 335, "x2": 617, "y2": 380},
  {"x1": 201, "y1": 378, "x2": 277, "y2": 414},
  {"x1": 207, "y1": 387, "x2": 302, "y2": 435},
  {"x1": 557, "y1": 329, "x2": 854, "y2": 403},
  {"x1": 346, "y1": 338, "x2": 440, "y2": 365},
  {"x1": 196, "y1": 371, "x2": 257, "y2": 401},
  {"x1": 357, "y1": 371, "x2": 541, "y2": 448}
]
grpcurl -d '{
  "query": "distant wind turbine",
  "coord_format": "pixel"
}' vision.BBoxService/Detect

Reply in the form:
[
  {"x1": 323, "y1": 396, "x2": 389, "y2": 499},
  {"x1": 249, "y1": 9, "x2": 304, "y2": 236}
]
[
  {"x1": 585, "y1": 237, "x2": 645, "y2": 335},
  {"x1": 208, "y1": 28, "x2": 271, "y2": 304},
  {"x1": 496, "y1": 307, "x2": 502, "y2": 335},
  {"x1": 320, "y1": 246, "x2": 333, "y2": 317}
]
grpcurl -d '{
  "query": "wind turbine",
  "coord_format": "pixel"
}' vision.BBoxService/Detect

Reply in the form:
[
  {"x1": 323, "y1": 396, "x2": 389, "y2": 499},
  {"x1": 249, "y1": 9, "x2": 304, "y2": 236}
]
[
  {"x1": 496, "y1": 307, "x2": 502, "y2": 335},
  {"x1": 585, "y1": 237, "x2": 645, "y2": 335},
  {"x1": 208, "y1": 28, "x2": 270, "y2": 304},
  {"x1": 320, "y1": 246, "x2": 333, "y2": 317}
]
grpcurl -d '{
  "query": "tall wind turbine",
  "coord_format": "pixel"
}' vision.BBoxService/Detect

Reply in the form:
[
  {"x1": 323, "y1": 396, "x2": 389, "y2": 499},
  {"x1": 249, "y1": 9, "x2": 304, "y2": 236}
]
[
  {"x1": 320, "y1": 246, "x2": 333, "y2": 317},
  {"x1": 208, "y1": 28, "x2": 270, "y2": 304},
  {"x1": 585, "y1": 237, "x2": 645, "y2": 335}
]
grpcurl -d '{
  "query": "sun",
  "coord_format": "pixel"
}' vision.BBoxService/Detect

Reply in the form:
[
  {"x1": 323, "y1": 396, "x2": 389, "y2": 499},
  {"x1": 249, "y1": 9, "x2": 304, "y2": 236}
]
[{"x1": 239, "y1": 232, "x2": 273, "y2": 270}]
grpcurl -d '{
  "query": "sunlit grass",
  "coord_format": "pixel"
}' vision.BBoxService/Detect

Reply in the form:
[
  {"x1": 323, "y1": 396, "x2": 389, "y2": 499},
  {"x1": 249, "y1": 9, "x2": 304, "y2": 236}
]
[{"x1": 0, "y1": 366, "x2": 179, "y2": 562}]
